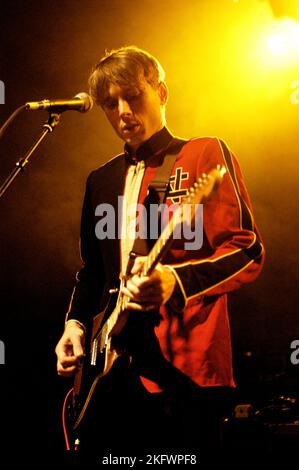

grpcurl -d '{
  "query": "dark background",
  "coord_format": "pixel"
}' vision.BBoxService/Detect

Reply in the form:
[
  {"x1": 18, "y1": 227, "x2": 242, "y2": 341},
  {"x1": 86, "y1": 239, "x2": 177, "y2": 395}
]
[{"x1": 0, "y1": 0, "x2": 298, "y2": 462}]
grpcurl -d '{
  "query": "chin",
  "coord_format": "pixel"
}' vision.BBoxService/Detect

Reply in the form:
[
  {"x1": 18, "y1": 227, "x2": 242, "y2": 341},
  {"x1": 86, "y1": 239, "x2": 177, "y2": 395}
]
[
  {"x1": 126, "y1": 135, "x2": 144, "y2": 147},
  {"x1": 121, "y1": 128, "x2": 145, "y2": 148}
]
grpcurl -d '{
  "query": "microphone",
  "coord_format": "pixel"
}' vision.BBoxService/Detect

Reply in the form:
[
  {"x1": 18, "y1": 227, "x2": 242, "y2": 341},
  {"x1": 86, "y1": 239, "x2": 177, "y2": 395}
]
[{"x1": 25, "y1": 92, "x2": 93, "y2": 113}]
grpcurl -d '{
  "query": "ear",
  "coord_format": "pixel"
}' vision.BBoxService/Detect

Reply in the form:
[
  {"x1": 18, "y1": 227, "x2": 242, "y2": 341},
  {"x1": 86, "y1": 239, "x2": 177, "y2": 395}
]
[{"x1": 158, "y1": 81, "x2": 168, "y2": 105}]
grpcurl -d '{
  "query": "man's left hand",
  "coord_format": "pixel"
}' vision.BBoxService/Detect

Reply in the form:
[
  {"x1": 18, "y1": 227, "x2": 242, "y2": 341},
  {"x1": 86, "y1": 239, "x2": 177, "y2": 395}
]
[{"x1": 121, "y1": 256, "x2": 176, "y2": 311}]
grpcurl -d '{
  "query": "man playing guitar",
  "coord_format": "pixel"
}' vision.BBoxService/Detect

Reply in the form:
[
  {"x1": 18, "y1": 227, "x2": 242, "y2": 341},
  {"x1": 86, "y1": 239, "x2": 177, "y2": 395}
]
[{"x1": 55, "y1": 46, "x2": 264, "y2": 459}]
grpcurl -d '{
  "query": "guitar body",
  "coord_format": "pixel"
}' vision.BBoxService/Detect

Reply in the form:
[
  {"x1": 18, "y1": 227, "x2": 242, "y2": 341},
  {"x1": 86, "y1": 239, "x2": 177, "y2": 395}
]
[{"x1": 64, "y1": 283, "x2": 132, "y2": 447}]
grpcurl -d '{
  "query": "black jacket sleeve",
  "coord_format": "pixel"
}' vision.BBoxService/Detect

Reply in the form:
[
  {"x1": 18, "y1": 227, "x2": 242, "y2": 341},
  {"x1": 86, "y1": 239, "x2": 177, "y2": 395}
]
[{"x1": 66, "y1": 172, "x2": 106, "y2": 327}]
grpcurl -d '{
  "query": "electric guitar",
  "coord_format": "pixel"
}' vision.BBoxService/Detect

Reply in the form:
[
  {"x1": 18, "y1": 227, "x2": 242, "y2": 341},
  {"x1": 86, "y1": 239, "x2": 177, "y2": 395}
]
[{"x1": 63, "y1": 164, "x2": 226, "y2": 449}]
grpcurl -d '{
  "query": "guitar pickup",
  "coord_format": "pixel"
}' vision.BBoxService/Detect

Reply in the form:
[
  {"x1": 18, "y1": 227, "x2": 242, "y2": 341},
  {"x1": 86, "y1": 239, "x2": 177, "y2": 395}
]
[{"x1": 90, "y1": 338, "x2": 98, "y2": 366}]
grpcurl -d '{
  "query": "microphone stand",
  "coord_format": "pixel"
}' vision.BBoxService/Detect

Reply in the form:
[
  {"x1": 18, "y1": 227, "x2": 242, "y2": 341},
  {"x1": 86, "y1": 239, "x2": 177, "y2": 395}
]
[{"x1": 0, "y1": 112, "x2": 61, "y2": 199}]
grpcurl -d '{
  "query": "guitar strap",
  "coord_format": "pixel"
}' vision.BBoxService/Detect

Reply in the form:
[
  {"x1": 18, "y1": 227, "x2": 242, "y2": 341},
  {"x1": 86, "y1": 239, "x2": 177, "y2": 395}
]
[{"x1": 147, "y1": 152, "x2": 178, "y2": 206}]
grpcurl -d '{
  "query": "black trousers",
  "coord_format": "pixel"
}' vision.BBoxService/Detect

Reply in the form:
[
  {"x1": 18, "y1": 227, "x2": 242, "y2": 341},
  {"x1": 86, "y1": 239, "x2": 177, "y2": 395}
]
[{"x1": 75, "y1": 361, "x2": 235, "y2": 462}]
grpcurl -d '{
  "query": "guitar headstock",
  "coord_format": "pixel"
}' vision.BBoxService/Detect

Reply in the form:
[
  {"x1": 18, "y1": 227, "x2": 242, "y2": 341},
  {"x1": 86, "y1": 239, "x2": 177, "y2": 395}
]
[
  {"x1": 171, "y1": 164, "x2": 227, "y2": 230},
  {"x1": 185, "y1": 164, "x2": 226, "y2": 205},
  {"x1": 147, "y1": 164, "x2": 227, "y2": 272}
]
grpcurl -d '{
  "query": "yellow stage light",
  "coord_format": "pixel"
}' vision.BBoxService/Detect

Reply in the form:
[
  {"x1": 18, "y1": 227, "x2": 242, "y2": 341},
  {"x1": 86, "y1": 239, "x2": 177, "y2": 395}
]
[
  {"x1": 267, "y1": 34, "x2": 286, "y2": 54},
  {"x1": 267, "y1": 18, "x2": 299, "y2": 59}
]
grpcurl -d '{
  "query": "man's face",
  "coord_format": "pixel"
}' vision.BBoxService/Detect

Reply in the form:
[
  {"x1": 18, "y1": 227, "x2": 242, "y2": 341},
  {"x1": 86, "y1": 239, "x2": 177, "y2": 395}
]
[{"x1": 101, "y1": 77, "x2": 168, "y2": 151}]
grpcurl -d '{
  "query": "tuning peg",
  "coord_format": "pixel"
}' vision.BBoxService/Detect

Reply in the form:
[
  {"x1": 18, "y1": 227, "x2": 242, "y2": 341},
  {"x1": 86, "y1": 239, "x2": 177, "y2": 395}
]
[{"x1": 220, "y1": 166, "x2": 227, "y2": 177}]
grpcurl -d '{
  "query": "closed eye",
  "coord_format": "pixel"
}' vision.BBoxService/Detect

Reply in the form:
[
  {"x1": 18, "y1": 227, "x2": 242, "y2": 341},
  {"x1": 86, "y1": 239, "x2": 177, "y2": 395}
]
[
  {"x1": 125, "y1": 92, "x2": 142, "y2": 102},
  {"x1": 103, "y1": 99, "x2": 118, "y2": 110}
]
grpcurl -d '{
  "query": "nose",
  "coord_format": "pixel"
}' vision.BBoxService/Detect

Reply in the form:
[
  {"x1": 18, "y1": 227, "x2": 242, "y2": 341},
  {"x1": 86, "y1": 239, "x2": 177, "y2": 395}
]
[{"x1": 118, "y1": 98, "x2": 132, "y2": 117}]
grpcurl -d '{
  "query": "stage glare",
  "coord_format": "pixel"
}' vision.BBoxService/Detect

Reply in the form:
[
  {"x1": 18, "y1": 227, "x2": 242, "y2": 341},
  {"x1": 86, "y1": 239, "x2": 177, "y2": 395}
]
[
  {"x1": 267, "y1": 34, "x2": 285, "y2": 54},
  {"x1": 267, "y1": 18, "x2": 299, "y2": 59}
]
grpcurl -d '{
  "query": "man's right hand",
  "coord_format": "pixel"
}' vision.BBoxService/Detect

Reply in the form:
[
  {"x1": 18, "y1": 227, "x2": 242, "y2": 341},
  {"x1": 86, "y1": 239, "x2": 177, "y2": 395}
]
[{"x1": 55, "y1": 320, "x2": 85, "y2": 377}]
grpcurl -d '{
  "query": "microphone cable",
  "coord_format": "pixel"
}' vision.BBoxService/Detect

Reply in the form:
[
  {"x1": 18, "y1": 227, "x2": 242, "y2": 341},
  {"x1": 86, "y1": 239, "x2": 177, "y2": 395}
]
[{"x1": 0, "y1": 104, "x2": 26, "y2": 140}]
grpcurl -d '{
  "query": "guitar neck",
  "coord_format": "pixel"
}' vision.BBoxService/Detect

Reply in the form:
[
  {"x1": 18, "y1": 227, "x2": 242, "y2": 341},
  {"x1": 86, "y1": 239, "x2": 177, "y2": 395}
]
[{"x1": 142, "y1": 208, "x2": 178, "y2": 276}]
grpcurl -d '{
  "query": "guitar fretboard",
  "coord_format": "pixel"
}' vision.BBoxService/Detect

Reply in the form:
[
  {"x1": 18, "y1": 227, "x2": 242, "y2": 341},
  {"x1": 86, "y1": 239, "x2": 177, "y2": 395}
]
[{"x1": 142, "y1": 206, "x2": 179, "y2": 276}]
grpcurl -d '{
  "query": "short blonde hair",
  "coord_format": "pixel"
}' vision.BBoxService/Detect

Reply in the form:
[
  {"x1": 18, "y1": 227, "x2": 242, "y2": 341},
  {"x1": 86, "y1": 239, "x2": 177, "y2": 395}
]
[{"x1": 88, "y1": 46, "x2": 165, "y2": 105}]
